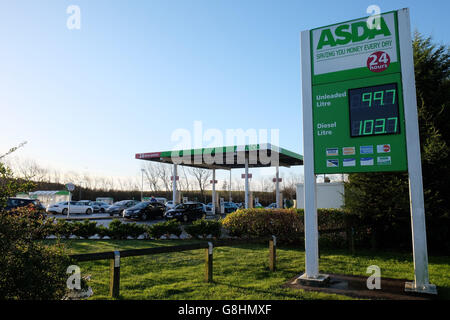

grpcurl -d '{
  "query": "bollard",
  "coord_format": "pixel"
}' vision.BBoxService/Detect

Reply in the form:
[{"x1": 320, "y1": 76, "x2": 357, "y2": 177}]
[
  {"x1": 205, "y1": 242, "x2": 213, "y2": 283},
  {"x1": 110, "y1": 251, "x2": 120, "y2": 298},
  {"x1": 269, "y1": 236, "x2": 276, "y2": 272}
]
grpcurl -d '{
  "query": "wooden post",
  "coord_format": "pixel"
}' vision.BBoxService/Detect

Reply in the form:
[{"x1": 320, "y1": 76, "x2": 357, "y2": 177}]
[
  {"x1": 269, "y1": 236, "x2": 276, "y2": 272},
  {"x1": 110, "y1": 251, "x2": 120, "y2": 298},
  {"x1": 205, "y1": 242, "x2": 213, "y2": 283}
]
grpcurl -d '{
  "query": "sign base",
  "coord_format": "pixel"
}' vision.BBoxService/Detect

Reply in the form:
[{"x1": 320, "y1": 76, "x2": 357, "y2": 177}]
[
  {"x1": 405, "y1": 282, "x2": 437, "y2": 295},
  {"x1": 295, "y1": 273, "x2": 330, "y2": 287}
]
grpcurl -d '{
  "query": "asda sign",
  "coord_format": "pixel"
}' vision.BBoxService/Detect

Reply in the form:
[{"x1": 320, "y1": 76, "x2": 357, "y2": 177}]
[
  {"x1": 306, "y1": 10, "x2": 407, "y2": 174},
  {"x1": 312, "y1": 12, "x2": 399, "y2": 79},
  {"x1": 316, "y1": 18, "x2": 392, "y2": 50}
]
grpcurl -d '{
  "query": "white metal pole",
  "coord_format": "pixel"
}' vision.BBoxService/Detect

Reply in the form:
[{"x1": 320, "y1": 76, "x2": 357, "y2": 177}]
[
  {"x1": 67, "y1": 191, "x2": 71, "y2": 218},
  {"x1": 245, "y1": 156, "x2": 249, "y2": 209},
  {"x1": 141, "y1": 169, "x2": 144, "y2": 201},
  {"x1": 299, "y1": 29, "x2": 321, "y2": 281},
  {"x1": 398, "y1": 8, "x2": 436, "y2": 294},
  {"x1": 229, "y1": 169, "x2": 232, "y2": 202},
  {"x1": 212, "y1": 169, "x2": 216, "y2": 215},
  {"x1": 275, "y1": 166, "x2": 280, "y2": 208},
  {"x1": 172, "y1": 164, "x2": 178, "y2": 205}
]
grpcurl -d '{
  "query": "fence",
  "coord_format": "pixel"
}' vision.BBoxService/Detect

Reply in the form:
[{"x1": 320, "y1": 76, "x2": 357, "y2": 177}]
[{"x1": 70, "y1": 237, "x2": 278, "y2": 298}]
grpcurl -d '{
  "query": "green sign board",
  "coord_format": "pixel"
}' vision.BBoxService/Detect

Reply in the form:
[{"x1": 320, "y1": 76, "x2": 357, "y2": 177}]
[{"x1": 310, "y1": 11, "x2": 408, "y2": 174}]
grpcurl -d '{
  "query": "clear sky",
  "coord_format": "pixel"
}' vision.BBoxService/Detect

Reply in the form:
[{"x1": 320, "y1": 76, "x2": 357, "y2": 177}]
[{"x1": 1, "y1": 0, "x2": 449, "y2": 182}]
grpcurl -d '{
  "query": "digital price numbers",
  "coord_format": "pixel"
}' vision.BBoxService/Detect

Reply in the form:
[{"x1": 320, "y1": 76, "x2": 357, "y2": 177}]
[{"x1": 349, "y1": 83, "x2": 400, "y2": 137}]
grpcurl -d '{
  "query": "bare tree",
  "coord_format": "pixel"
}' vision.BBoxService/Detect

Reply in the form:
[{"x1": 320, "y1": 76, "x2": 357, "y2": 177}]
[
  {"x1": 142, "y1": 162, "x2": 160, "y2": 192},
  {"x1": 189, "y1": 167, "x2": 212, "y2": 199},
  {"x1": 157, "y1": 163, "x2": 172, "y2": 192}
]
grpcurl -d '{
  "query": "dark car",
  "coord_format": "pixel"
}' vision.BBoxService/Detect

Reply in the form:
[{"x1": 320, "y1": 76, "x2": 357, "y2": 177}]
[
  {"x1": 4, "y1": 198, "x2": 46, "y2": 217},
  {"x1": 223, "y1": 202, "x2": 238, "y2": 214},
  {"x1": 163, "y1": 202, "x2": 205, "y2": 223},
  {"x1": 123, "y1": 201, "x2": 165, "y2": 221},
  {"x1": 107, "y1": 200, "x2": 139, "y2": 216}
]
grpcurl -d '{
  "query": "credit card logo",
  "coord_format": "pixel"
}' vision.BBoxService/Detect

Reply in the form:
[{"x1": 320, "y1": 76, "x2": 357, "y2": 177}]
[
  {"x1": 377, "y1": 156, "x2": 392, "y2": 165},
  {"x1": 377, "y1": 144, "x2": 391, "y2": 153},
  {"x1": 360, "y1": 157, "x2": 374, "y2": 166},
  {"x1": 343, "y1": 147, "x2": 355, "y2": 155},
  {"x1": 343, "y1": 158, "x2": 356, "y2": 167},
  {"x1": 360, "y1": 145, "x2": 373, "y2": 154},
  {"x1": 326, "y1": 148, "x2": 339, "y2": 156},
  {"x1": 327, "y1": 159, "x2": 339, "y2": 168}
]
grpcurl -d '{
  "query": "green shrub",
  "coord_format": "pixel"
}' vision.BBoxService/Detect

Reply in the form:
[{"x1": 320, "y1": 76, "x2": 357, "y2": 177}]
[
  {"x1": 72, "y1": 220, "x2": 98, "y2": 239},
  {"x1": 222, "y1": 208, "x2": 303, "y2": 243},
  {"x1": 184, "y1": 219, "x2": 222, "y2": 239},
  {"x1": 54, "y1": 220, "x2": 74, "y2": 239},
  {"x1": 147, "y1": 219, "x2": 182, "y2": 239},
  {"x1": 123, "y1": 223, "x2": 147, "y2": 239},
  {"x1": 0, "y1": 208, "x2": 72, "y2": 299},
  {"x1": 96, "y1": 225, "x2": 110, "y2": 239},
  {"x1": 108, "y1": 219, "x2": 129, "y2": 240}
]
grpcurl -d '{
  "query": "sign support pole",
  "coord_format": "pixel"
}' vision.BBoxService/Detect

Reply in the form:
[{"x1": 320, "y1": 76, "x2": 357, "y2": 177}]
[
  {"x1": 275, "y1": 166, "x2": 280, "y2": 208},
  {"x1": 398, "y1": 8, "x2": 436, "y2": 295},
  {"x1": 244, "y1": 155, "x2": 249, "y2": 209},
  {"x1": 212, "y1": 169, "x2": 216, "y2": 215},
  {"x1": 297, "y1": 30, "x2": 329, "y2": 284}
]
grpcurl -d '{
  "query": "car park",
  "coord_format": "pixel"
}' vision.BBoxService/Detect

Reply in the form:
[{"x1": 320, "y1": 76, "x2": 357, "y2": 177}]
[
  {"x1": 91, "y1": 201, "x2": 110, "y2": 213},
  {"x1": 107, "y1": 200, "x2": 140, "y2": 216},
  {"x1": 46, "y1": 201, "x2": 94, "y2": 215},
  {"x1": 164, "y1": 202, "x2": 205, "y2": 223},
  {"x1": 123, "y1": 201, "x2": 166, "y2": 221}
]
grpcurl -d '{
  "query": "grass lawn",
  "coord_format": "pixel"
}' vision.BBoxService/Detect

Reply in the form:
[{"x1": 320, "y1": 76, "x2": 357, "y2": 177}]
[{"x1": 50, "y1": 239, "x2": 450, "y2": 300}]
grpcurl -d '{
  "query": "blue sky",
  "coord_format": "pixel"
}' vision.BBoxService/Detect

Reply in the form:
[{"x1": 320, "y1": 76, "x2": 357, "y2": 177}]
[{"x1": 1, "y1": 0, "x2": 449, "y2": 182}]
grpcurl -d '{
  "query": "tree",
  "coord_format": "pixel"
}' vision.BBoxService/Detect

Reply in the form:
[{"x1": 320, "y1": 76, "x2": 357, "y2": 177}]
[
  {"x1": 344, "y1": 33, "x2": 450, "y2": 251},
  {"x1": 189, "y1": 167, "x2": 212, "y2": 201}
]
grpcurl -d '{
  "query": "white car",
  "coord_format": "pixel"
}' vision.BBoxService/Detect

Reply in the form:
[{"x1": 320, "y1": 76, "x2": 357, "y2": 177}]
[
  {"x1": 47, "y1": 201, "x2": 94, "y2": 215},
  {"x1": 165, "y1": 200, "x2": 176, "y2": 210}
]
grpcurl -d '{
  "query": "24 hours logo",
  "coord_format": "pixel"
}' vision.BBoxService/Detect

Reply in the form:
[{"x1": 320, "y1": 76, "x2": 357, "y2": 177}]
[{"x1": 367, "y1": 51, "x2": 390, "y2": 72}]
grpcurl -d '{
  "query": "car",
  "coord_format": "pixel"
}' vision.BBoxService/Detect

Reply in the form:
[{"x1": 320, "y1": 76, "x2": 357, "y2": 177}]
[
  {"x1": 163, "y1": 202, "x2": 205, "y2": 223},
  {"x1": 165, "y1": 200, "x2": 176, "y2": 210},
  {"x1": 266, "y1": 203, "x2": 277, "y2": 209},
  {"x1": 78, "y1": 200, "x2": 101, "y2": 213},
  {"x1": 91, "y1": 201, "x2": 110, "y2": 213},
  {"x1": 223, "y1": 202, "x2": 238, "y2": 214},
  {"x1": 123, "y1": 202, "x2": 166, "y2": 221},
  {"x1": 46, "y1": 201, "x2": 94, "y2": 215},
  {"x1": 107, "y1": 200, "x2": 140, "y2": 216},
  {"x1": 5, "y1": 198, "x2": 46, "y2": 216}
]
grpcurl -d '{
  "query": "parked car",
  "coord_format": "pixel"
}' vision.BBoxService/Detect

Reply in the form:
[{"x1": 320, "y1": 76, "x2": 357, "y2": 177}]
[
  {"x1": 46, "y1": 201, "x2": 94, "y2": 215},
  {"x1": 91, "y1": 201, "x2": 110, "y2": 213},
  {"x1": 107, "y1": 200, "x2": 140, "y2": 216},
  {"x1": 266, "y1": 203, "x2": 277, "y2": 209},
  {"x1": 223, "y1": 202, "x2": 239, "y2": 214},
  {"x1": 123, "y1": 202, "x2": 166, "y2": 221},
  {"x1": 5, "y1": 198, "x2": 46, "y2": 216},
  {"x1": 164, "y1": 202, "x2": 205, "y2": 223},
  {"x1": 165, "y1": 200, "x2": 176, "y2": 210},
  {"x1": 78, "y1": 200, "x2": 101, "y2": 212}
]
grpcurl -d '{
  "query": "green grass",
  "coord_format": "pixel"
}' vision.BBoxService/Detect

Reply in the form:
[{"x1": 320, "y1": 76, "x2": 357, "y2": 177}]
[{"x1": 50, "y1": 239, "x2": 450, "y2": 300}]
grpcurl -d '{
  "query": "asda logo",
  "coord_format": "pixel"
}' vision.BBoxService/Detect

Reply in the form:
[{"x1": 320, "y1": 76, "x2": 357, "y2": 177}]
[{"x1": 317, "y1": 18, "x2": 392, "y2": 50}]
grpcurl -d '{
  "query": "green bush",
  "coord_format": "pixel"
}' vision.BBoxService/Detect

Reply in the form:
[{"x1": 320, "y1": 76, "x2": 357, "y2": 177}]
[
  {"x1": 123, "y1": 223, "x2": 147, "y2": 239},
  {"x1": 184, "y1": 219, "x2": 222, "y2": 239},
  {"x1": 96, "y1": 225, "x2": 110, "y2": 239},
  {"x1": 222, "y1": 208, "x2": 303, "y2": 243},
  {"x1": 0, "y1": 207, "x2": 72, "y2": 299},
  {"x1": 108, "y1": 219, "x2": 129, "y2": 240},
  {"x1": 147, "y1": 220, "x2": 182, "y2": 239},
  {"x1": 72, "y1": 220, "x2": 98, "y2": 239},
  {"x1": 222, "y1": 208, "x2": 351, "y2": 244},
  {"x1": 54, "y1": 220, "x2": 74, "y2": 239}
]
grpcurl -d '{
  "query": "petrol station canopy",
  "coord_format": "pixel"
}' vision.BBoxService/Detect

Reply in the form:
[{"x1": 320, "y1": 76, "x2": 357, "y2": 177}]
[{"x1": 135, "y1": 144, "x2": 303, "y2": 169}]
